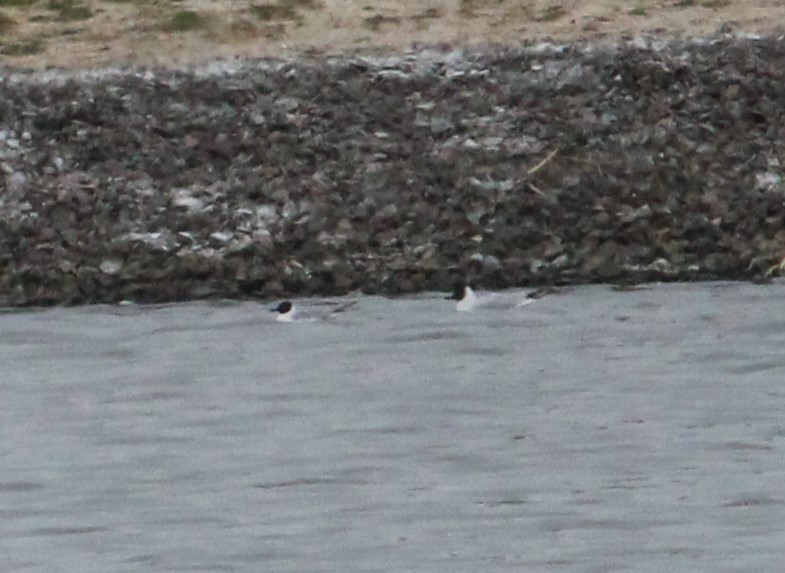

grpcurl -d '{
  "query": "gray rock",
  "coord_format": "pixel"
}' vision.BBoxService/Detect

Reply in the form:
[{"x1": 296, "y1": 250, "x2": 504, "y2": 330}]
[
  {"x1": 0, "y1": 37, "x2": 782, "y2": 304},
  {"x1": 99, "y1": 259, "x2": 123, "y2": 275}
]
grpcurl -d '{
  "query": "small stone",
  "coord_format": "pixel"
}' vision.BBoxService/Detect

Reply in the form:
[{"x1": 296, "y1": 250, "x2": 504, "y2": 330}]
[
  {"x1": 252, "y1": 229, "x2": 274, "y2": 250},
  {"x1": 100, "y1": 259, "x2": 123, "y2": 275},
  {"x1": 619, "y1": 204, "x2": 652, "y2": 224},
  {"x1": 170, "y1": 189, "x2": 205, "y2": 213},
  {"x1": 226, "y1": 235, "x2": 254, "y2": 253},
  {"x1": 6, "y1": 172, "x2": 27, "y2": 193},
  {"x1": 209, "y1": 231, "x2": 233, "y2": 246},
  {"x1": 649, "y1": 258, "x2": 672, "y2": 273},
  {"x1": 256, "y1": 205, "x2": 278, "y2": 222},
  {"x1": 482, "y1": 254, "x2": 502, "y2": 273},
  {"x1": 755, "y1": 172, "x2": 782, "y2": 192},
  {"x1": 118, "y1": 232, "x2": 174, "y2": 252}
]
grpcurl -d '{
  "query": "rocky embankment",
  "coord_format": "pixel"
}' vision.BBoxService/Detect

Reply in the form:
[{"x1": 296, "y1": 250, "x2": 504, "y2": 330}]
[{"x1": 2, "y1": 37, "x2": 785, "y2": 305}]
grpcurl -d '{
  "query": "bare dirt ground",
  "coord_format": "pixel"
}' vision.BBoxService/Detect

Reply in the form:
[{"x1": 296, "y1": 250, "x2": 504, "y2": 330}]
[{"x1": 0, "y1": 0, "x2": 784, "y2": 69}]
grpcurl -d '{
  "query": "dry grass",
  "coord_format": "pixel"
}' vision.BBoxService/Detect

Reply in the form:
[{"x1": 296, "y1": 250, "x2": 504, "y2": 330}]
[
  {"x1": 1, "y1": 0, "x2": 785, "y2": 68},
  {"x1": 0, "y1": 10, "x2": 15, "y2": 32}
]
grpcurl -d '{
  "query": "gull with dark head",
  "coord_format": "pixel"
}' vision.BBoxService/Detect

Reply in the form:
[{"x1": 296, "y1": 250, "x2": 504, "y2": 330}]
[
  {"x1": 271, "y1": 299, "x2": 357, "y2": 323},
  {"x1": 446, "y1": 281, "x2": 535, "y2": 312}
]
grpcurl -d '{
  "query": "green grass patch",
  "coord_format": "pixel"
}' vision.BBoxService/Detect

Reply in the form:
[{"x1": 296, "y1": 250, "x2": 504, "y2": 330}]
[
  {"x1": 536, "y1": 4, "x2": 566, "y2": 22},
  {"x1": 228, "y1": 17, "x2": 258, "y2": 38},
  {"x1": 279, "y1": 0, "x2": 320, "y2": 8},
  {"x1": 412, "y1": 7, "x2": 440, "y2": 29},
  {"x1": 458, "y1": 0, "x2": 477, "y2": 18},
  {"x1": 164, "y1": 9, "x2": 205, "y2": 31},
  {"x1": 628, "y1": 6, "x2": 646, "y2": 16},
  {"x1": 363, "y1": 13, "x2": 399, "y2": 31},
  {"x1": 47, "y1": 0, "x2": 92, "y2": 20},
  {"x1": 458, "y1": 0, "x2": 502, "y2": 18},
  {"x1": 2, "y1": 37, "x2": 43, "y2": 55},
  {"x1": 0, "y1": 0, "x2": 36, "y2": 7},
  {"x1": 0, "y1": 11, "x2": 15, "y2": 32},
  {"x1": 250, "y1": 3, "x2": 299, "y2": 22},
  {"x1": 412, "y1": 7, "x2": 440, "y2": 21}
]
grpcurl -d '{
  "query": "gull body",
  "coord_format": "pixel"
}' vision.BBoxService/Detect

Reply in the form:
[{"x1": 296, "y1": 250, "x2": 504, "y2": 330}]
[
  {"x1": 447, "y1": 283, "x2": 534, "y2": 312},
  {"x1": 272, "y1": 301, "x2": 298, "y2": 322},
  {"x1": 271, "y1": 299, "x2": 357, "y2": 323}
]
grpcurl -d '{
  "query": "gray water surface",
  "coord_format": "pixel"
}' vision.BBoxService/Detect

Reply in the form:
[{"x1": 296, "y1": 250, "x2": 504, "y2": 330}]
[{"x1": 2, "y1": 282, "x2": 785, "y2": 572}]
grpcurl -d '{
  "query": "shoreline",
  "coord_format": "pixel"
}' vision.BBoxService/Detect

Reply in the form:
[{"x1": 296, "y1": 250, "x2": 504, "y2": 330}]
[{"x1": 1, "y1": 36, "x2": 784, "y2": 306}]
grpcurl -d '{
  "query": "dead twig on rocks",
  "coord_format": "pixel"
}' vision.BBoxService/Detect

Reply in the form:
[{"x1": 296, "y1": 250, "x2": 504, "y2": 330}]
[
  {"x1": 764, "y1": 255, "x2": 785, "y2": 277},
  {"x1": 527, "y1": 148, "x2": 559, "y2": 175},
  {"x1": 527, "y1": 181, "x2": 546, "y2": 197}
]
